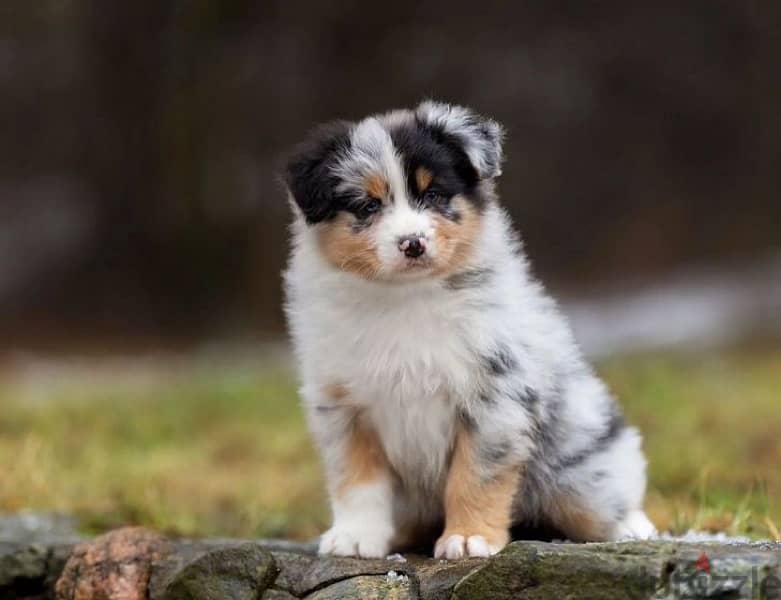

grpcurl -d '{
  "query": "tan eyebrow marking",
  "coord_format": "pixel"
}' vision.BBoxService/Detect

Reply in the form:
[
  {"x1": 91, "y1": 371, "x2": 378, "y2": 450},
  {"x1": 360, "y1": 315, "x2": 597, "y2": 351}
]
[
  {"x1": 364, "y1": 173, "x2": 389, "y2": 199},
  {"x1": 416, "y1": 167, "x2": 434, "y2": 193}
]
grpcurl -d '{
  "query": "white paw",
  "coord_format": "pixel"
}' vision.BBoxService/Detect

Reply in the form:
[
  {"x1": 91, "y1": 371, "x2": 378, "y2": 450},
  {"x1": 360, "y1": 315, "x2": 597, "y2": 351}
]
[
  {"x1": 615, "y1": 510, "x2": 657, "y2": 540},
  {"x1": 318, "y1": 525, "x2": 392, "y2": 559},
  {"x1": 434, "y1": 534, "x2": 503, "y2": 559}
]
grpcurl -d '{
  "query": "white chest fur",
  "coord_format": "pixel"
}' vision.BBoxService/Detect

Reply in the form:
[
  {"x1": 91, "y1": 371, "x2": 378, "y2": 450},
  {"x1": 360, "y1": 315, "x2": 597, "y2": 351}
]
[{"x1": 290, "y1": 267, "x2": 481, "y2": 486}]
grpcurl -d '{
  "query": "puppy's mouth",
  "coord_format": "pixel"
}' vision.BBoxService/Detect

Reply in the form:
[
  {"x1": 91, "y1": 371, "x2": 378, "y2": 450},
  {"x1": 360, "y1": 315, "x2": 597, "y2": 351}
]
[{"x1": 395, "y1": 255, "x2": 434, "y2": 276}]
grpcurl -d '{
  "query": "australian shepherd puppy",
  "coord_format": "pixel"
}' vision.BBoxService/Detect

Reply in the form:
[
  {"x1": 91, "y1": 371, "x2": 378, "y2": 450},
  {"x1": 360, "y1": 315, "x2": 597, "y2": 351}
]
[{"x1": 283, "y1": 101, "x2": 656, "y2": 559}]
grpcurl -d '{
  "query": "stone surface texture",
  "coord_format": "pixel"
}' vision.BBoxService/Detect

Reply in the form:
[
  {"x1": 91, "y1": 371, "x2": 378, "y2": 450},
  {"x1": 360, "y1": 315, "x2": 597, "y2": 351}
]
[{"x1": 2, "y1": 515, "x2": 781, "y2": 599}]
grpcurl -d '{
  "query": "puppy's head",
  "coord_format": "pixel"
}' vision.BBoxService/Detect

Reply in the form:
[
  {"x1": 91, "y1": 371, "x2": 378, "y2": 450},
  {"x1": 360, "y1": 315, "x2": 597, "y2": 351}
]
[{"x1": 285, "y1": 101, "x2": 504, "y2": 281}]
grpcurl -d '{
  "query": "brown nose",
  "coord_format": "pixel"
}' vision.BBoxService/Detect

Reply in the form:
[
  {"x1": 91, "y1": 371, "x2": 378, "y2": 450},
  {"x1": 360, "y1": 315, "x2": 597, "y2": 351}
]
[{"x1": 399, "y1": 235, "x2": 426, "y2": 258}]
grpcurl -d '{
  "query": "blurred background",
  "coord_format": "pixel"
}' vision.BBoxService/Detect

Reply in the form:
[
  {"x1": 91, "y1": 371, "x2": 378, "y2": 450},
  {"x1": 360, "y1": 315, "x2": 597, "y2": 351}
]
[{"x1": 1, "y1": 2, "x2": 779, "y2": 541}]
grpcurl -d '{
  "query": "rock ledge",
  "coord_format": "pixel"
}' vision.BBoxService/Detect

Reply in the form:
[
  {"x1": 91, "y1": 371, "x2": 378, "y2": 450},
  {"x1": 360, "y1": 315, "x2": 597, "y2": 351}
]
[{"x1": 2, "y1": 516, "x2": 781, "y2": 599}]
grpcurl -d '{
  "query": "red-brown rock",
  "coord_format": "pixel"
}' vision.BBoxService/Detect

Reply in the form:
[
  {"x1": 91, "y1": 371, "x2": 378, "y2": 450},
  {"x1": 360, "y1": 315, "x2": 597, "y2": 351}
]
[{"x1": 55, "y1": 527, "x2": 171, "y2": 600}]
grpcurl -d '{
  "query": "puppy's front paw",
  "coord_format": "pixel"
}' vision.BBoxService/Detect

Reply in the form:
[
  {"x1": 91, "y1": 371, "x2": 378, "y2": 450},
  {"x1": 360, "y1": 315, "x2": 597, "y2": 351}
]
[
  {"x1": 319, "y1": 525, "x2": 392, "y2": 559},
  {"x1": 434, "y1": 531, "x2": 508, "y2": 559}
]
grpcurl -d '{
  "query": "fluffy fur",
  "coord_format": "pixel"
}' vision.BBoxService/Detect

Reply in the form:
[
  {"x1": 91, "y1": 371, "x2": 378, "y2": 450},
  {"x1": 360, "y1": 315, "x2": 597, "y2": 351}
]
[{"x1": 283, "y1": 101, "x2": 656, "y2": 559}]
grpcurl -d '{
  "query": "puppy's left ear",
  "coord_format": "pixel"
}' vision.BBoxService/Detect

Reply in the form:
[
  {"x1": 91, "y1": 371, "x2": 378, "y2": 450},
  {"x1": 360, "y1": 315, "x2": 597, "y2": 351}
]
[{"x1": 416, "y1": 101, "x2": 505, "y2": 179}]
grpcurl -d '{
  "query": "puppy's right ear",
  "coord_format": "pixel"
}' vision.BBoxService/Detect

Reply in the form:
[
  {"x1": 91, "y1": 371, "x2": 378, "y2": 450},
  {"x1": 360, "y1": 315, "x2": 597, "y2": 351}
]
[{"x1": 285, "y1": 120, "x2": 353, "y2": 224}]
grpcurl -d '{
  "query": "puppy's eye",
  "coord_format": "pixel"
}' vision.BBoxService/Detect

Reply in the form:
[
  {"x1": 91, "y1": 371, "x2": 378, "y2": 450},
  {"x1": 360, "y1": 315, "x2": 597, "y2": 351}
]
[
  {"x1": 422, "y1": 190, "x2": 445, "y2": 204},
  {"x1": 356, "y1": 198, "x2": 382, "y2": 218}
]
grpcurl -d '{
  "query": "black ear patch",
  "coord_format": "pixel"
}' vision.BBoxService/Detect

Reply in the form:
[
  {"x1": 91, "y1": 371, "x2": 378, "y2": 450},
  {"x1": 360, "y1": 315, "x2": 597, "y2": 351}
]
[
  {"x1": 285, "y1": 120, "x2": 353, "y2": 224},
  {"x1": 415, "y1": 101, "x2": 504, "y2": 180}
]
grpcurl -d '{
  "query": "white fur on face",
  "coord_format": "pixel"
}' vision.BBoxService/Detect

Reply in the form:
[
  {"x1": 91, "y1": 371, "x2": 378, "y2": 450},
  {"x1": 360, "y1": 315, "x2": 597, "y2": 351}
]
[{"x1": 373, "y1": 199, "x2": 435, "y2": 277}]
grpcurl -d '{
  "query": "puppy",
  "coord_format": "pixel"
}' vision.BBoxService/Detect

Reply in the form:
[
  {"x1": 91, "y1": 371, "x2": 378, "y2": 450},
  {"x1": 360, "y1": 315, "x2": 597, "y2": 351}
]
[{"x1": 283, "y1": 101, "x2": 656, "y2": 559}]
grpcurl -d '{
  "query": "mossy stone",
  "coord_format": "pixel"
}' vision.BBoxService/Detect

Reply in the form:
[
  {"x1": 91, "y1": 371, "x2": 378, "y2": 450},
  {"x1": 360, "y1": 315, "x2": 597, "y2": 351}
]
[{"x1": 161, "y1": 543, "x2": 277, "y2": 600}]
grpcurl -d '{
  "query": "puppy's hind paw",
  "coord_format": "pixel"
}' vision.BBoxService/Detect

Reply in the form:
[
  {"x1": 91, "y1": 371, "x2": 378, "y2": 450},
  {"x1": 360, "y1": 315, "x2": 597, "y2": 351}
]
[{"x1": 615, "y1": 510, "x2": 657, "y2": 540}]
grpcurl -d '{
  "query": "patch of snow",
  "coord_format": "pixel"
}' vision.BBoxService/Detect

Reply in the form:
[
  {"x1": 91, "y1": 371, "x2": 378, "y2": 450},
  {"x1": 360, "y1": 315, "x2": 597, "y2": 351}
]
[
  {"x1": 385, "y1": 553, "x2": 407, "y2": 562},
  {"x1": 386, "y1": 570, "x2": 409, "y2": 584}
]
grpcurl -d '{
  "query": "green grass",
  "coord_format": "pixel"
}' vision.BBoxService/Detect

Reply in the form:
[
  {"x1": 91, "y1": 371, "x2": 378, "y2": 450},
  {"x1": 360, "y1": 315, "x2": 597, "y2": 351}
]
[
  {"x1": 1, "y1": 348, "x2": 780, "y2": 540},
  {"x1": 0, "y1": 364, "x2": 325, "y2": 539},
  {"x1": 601, "y1": 349, "x2": 781, "y2": 538}
]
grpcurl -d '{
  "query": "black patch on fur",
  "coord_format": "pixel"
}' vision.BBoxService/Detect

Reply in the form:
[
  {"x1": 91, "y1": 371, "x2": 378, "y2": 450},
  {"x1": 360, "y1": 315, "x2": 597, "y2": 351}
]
[
  {"x1": 388, "y1": 118, "x2": 482, "y2": 218},
  {"x1": 613, "y1": 503, "x2": 629, "y2": 523},
  {"x1": 530, "y1": 394, "x2": 564, "y2": 460},
  {"x1": 556, "y1": 407, "x2": 626, "y2": 471},
  {"x1": 457, "y1": 407, "x2": 477, "y2": 430},
  {"x1": 478, "y1": 392, "x2": 496, "y2": 405},
  {"x1": 483, "y1": 344, "x2": 517, "y2": 377},
  {"x1": 444, "y1": 267, "x2": 494, "y2": 291},
  {"x1": 510, "y1": 385, "x2": 539, "y2": 409},
  {"x1": 420, "y1": 106, "x2": 503, "y2": 180},
  {"x1": 285, "y1": 120, "x2": 353, "y2": 224},
  {"x1": 478, "y1": 438, "x2": 513, "y2": 466}
]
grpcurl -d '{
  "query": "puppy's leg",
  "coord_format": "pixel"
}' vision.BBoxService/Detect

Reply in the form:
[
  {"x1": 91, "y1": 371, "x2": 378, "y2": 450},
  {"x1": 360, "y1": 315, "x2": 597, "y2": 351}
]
[
  {"x1": 435, "y1": 426, "x2": 521, "y2": 559},
  {"x1": 542, "y1": 423, "x2": 656, "y2": 541},
  {"x1": 308, "y1": 388, "x2": 395, "y2": 558}
]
